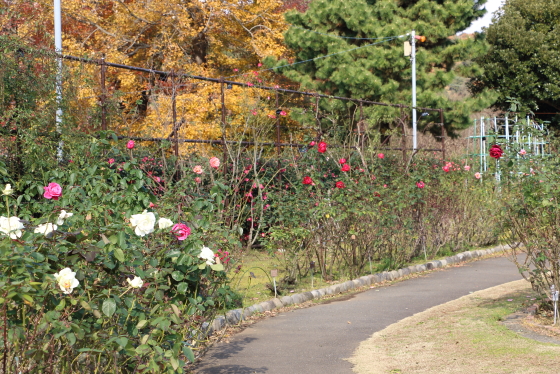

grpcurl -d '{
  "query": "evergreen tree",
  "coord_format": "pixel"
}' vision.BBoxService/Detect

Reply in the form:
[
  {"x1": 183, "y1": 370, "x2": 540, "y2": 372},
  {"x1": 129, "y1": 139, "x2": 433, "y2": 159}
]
[
  {"x1": 266, "y1": 0, "x2": 497, "y2": 138},
  {"x1": 471, "y1": 0, "x2": 560, "y2": 125}
]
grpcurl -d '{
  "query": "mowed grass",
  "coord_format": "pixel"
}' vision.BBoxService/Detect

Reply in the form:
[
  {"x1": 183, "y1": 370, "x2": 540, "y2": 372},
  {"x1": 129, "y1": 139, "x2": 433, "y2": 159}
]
[
  {"x1": 227, "y1": 245, "x2": 502, "y2": 308},
  {"x1": 350, "y1": 280, "x2": 560, "y2": 374},
  {"x1": 227, "y1": 250, "x2": 341, "y2": 307}
]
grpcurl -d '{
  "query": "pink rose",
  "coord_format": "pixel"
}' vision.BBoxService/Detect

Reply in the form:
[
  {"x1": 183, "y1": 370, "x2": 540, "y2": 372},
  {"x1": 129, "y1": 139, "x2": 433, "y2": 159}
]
[
  {"x1": 209, "y1": 157, "x2": 220, "y2": 169},
  {"x1": 193, "y1": 165, "x2": 203, "y2": 174},
  {"x1": 464, "y1": 165, "x2": 471, "y2": 171},
  {"x1": 416, "y1": 181, "x2": 425, "y2": 189},
  {"x1": 43, "y1": 182, "x2": 62, "y2": 200},
  {"x1": 309, "y1": 141, "x2": 316, "y2": 147},
  {"x1": 519, "y1": 149, "x2": 527, "y2": 156},
  {"x1": 377, "y1": 153, "x2": 384, "y2": 159},
  {"x1": 279, "y1": 110, "x2": 287, "y2": 116},
  {"x1": 126, "y1": 140, "x2": 135, "y2": 149},
  {"x1": 195, "y1": 177, "x2": 201, "y2": 183},
  {"x1": 108, "y1": 158, "x2": 115, "y2": 165},
  {"x1": 172, "y1": 223, "x2": 191, "y2": 241},
  {"x1": 442, "y1": 166, "x2": 450, "y2": 172},
  {"x1": 475, "y1": 172, "x2": 482, "y2": 179}
]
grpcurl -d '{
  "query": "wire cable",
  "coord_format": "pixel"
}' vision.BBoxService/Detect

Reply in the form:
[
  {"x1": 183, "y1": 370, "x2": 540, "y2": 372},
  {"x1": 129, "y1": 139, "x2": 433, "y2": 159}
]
[
  {"x1": 227, "y1": 35, "x2": 404, "y2": 79},
  {"x1": 289, "y1": 26, "x2": 406, "y2": 41}
]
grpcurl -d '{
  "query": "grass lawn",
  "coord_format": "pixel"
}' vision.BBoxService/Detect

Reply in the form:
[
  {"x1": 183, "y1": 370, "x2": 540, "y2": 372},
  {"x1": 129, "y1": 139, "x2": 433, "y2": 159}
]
[
  {"x1": 227, "y1": 244, "x2": 498, "y2": 307},
  {"x1": 349, "y1": 280, "x2": 560, "y2": 374}
]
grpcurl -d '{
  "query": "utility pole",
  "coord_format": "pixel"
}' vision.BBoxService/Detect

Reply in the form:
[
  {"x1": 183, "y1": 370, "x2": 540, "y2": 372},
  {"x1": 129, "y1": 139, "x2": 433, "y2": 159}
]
[
  {"x1": 405, "y1": 30, "x2": 426, "y2": 152},
  {"x1": 411, "y1": 30, "x2": 417, "y2": 151},
  {"x1": 54, "y1": 0, "x2": 63, "y2": 161}
]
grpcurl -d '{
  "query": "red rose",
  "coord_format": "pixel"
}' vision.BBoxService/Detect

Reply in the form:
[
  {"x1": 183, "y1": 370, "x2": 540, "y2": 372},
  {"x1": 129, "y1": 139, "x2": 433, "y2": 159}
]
[
  {"x1": 318, "y1": 141, "x2": 327, "y2": 153},
  {"x1": 303, "y1": 176, "x2": 313, "y2": 185},
  {"x1": 335, "y1": 181, "x2": 345, "y2": 189},
  {"x1": 339, "y1": 158, "x2": 346, "y2": 164},
  {"x1": 489, "y1": 144, "x2": 503, "y2": 159},
  {"x1": 341, "y1": 164, "x2": 351, "y2": 172},
  {"x1": 442, "y1": 166, "x2": 450, "y2": 172},
  {"x1": 416, "y1": 181, "x2": 425, "y2": 189}
]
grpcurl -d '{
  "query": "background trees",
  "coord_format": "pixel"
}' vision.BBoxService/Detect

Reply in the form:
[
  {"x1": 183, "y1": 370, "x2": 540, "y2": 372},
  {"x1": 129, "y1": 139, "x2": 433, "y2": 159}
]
[
  {"x1": 267, "y1": 0, "x2": 497, "y2": 138},
  {"x1": 471, "y1": 0, "x2": 560, "y2": 125}
]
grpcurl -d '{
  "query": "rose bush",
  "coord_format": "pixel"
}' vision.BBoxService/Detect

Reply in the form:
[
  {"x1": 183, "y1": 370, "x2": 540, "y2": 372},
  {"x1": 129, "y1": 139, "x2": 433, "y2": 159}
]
[
  {"x1": 262, "y1": 142, "x2": 500, "y2": 281},
  {"x1": 0, "y1": 137, "x2": 239, "y2": 373}
]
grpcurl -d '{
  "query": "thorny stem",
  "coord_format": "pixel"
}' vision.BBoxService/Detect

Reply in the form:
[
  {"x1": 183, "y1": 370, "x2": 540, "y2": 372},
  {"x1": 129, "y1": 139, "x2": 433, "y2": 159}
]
[{"x1": 2, "y1": 295, "x2": 8, "y2": 374}]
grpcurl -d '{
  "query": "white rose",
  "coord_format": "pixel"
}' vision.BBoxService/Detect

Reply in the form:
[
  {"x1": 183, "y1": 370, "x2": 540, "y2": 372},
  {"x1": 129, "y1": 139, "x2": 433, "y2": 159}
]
[
  {"x1": 198, "y1": 246, "x2": 215, "y2": 265},
  {"x1": 2, "y1": 184, "x2": 13, "y2": 196},
  {"x1": 53, "y1": 268, "x2": 80, "y2": 294},
  {"x1": 0, "y1": 216, "x2": 24, "y2": 239},
  {"x1": 34, "y1": 223, "x2": 57, "y2": 236},
  {"x1": 130, "y1": 210, "x2": 156, "y2": 237},
  {"x1": 127, "y1": 276, "x2": 143, "y2": 288},
  {"x1": 158, "y1": 217, "x2": 173, "y2": 229},
  {"x1": 56, "y1": 210, "x2": 73, "y2": 225}
]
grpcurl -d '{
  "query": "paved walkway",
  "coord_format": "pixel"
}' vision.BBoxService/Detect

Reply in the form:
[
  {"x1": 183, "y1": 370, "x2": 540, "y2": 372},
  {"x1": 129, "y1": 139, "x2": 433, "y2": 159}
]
[{"x1": 195, "y1": 256, "x2": 522, "y2": 374}]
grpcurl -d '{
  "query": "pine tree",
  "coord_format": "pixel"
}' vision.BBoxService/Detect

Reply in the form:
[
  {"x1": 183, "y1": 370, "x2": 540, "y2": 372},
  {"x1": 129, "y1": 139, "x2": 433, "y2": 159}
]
[
  {"x1": 267, "y1": 0, "x2": 497, "y2": 138},
  {"x1": 471, "y1": 0, "x2": 560, "y2": 125}
]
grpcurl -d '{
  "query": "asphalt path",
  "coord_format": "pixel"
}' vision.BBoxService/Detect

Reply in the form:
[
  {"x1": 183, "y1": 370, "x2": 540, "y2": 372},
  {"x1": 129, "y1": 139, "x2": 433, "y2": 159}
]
[{"x1": 195, "y1": 256, "x2": 523, "y2": 374}]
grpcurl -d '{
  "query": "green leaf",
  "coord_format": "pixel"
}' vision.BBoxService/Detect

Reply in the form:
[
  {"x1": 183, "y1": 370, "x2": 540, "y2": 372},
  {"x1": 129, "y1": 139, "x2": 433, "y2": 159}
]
[
  {"x1": 170, "y1": 356, "x2": 179, "y2": 370},
  {"x1": 116, "y1": 337, "x2": 129, "y2": 348},
  {"x1": 210, "y1": 264, "x2": 224, "y2": 272},
  {"x1": 183, "y1": 346, "x2": 195, "y2": 363},
  {"x1": 55, "y1": 298, "x2": 66, "y2": 311},
  {"x1": 136, "y1": 320, "x2": 148, "y2": 329},
  {"x1": 177, "y1": 282, "x2": 189, "y2": 294},
  {"x1": 171, "y1": 271, "x2": 184, "y2": 281},
  {"x1": 80, "y1": 300, "x2": 92, "y2": 311},
  {"x1": 198, "y1": 264, "x2": 206, "y2": 270},
  {"x1": 135, "y1": 344, "x2": 151, "y2": 355},
  {"x1": 114, "y1": 247, "x2": 125, "y2": 262},
  {"x1": 102, "y1": 299, "x2": 116, "y2": 317},
  {"x1": 66, "y1": 332, "x2": 76, "y2": 346},
  {"x1": 118, "y1": 231, "x2": 127, "y2": 249},
  {"x1": 30, "y1": 252, "x2": 45, "y2": 262}
]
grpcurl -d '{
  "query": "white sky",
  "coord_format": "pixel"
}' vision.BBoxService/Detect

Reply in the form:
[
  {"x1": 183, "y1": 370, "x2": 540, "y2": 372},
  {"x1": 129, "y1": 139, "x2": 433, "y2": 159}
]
[{"x1": 462, "y1": 0, "x2": 506, "y2": 33}]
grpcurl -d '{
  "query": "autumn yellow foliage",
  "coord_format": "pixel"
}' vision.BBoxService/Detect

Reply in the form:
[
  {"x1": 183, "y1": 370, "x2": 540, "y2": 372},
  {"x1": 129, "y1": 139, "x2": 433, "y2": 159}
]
[{"x1": 2, "y1": 0, "x2": 292, "y2": 154}]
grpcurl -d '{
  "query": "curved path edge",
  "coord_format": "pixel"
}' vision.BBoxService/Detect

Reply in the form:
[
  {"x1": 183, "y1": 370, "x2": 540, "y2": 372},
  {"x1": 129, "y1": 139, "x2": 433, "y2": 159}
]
[{"x1": 206, "y1": 244, "x2": 513, "y2": 334}]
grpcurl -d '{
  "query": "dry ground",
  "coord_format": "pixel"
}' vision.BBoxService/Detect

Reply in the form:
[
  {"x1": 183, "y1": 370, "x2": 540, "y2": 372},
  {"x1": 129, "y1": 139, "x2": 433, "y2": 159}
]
[{"x1": 349, "y1": 280, "x2": 560, "y2": 374}]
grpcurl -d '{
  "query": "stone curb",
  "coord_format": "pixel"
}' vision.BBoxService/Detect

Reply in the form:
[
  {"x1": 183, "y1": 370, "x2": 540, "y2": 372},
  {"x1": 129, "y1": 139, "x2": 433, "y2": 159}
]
[{"x1": 205, "y1": 244, "x2": 512, "y2": 335}]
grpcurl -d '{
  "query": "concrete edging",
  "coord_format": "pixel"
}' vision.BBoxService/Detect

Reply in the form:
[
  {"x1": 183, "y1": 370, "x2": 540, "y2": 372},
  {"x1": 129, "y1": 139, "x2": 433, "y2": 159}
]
[{"x1": 205, "y1": 244, "x2": 512, "y2": 334}]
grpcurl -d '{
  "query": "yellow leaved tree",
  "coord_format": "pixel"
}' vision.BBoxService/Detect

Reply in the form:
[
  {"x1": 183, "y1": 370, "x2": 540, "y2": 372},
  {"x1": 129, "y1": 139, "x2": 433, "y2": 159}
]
[{"x1": 5, "y1": 0, "x2": 291, "y2": 154}]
